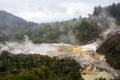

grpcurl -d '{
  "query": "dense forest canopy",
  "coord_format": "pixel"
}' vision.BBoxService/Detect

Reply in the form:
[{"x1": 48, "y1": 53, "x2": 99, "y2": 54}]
[
  {"x1": 94, "y1": 2, "x2": 120, "y2": 25},
  {"x1": 0, "y1": 51, "x2": 83, "y2": 80}
]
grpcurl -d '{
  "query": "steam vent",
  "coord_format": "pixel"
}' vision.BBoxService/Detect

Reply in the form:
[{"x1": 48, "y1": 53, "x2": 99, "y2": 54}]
[
  {"x1": 0, "y1": 40, "x2": 119, "y2": 80},
  {"x1": 0, "y1": 1, "x2": 120, "y2": 80}
]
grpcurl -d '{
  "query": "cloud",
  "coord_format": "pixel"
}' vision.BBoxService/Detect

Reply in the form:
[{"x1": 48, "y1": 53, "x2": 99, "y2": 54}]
[{"x1": 0, "y1": 0, "x2": 120, "y2": 23}]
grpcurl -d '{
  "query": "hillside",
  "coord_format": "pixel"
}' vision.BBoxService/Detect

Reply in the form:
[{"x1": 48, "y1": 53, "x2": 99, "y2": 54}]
[
  {"x1": 94, "y1": 2, "x2": 120, "y2": 26},
  {"x1": 12, "y1": 2, "x2": 120, "y2": 44},
  {"x1": 12, "y1": 17, "x2": 102, "y2": 44},
  {"x1": 0, "y1": 10, "x2": 39, "y2": 33},
  {"x1": 0, "y1": 10, "x2": 39, "y2": 41},
  {"x1": 0, "y1": 9, "x2": 115, "y2": 44},
  {"x1": 97, "y1": 32, "x2": 120, "y2": 70}
]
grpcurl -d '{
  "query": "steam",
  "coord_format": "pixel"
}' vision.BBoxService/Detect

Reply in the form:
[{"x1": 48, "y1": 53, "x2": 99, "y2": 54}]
[
  {"x1": 58, "y1": 29, "x2": 78, "y2": 44},
  {"x1": 0, "y1": 9, "x2": 119, "y2": 79},
  {"x1": 85, "y1": 10, "x2": 120, "y2": 77},
  {"x1": 52, "y1": 21, "x2": 79, "y2": 44},
  {"x1": 96, "y1": 10, "x2": 119, "y2": 39},
  {"x1": 0, "y1": 35, "x2": 119, "y2": 78},
  {"x1": 0, "y1": 35, "x2": 73, "y2": 56},
  {"x1": 84, "y1": 10, "x2": 120, "y2": 50},
  {"x1": 0, "y1": 36, "x2": 57, "y2": 55},
  {"x1": 81, "y1": 39, "x2": 101, "y2": 51}
]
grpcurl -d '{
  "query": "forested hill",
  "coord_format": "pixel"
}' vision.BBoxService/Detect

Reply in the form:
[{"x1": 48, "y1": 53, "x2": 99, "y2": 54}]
[
  {"x1": 12, "y1": 2, "x2": 120, "y2": 44},
  {"x1": 1, "y1": 2, "x2": 120, "y2": 44},
  {"x1": 93, "y1": 2, "x2": 120, "y2": 25},
  {"x1": 12, "y1": 18, "x2": 101, "y2": 44},
  {"x1": 0, "y1": 10, "x2": 102, "y2": 44},
  {"x1": 0, "y1": 10, "x2": 39, "y2": 34}
]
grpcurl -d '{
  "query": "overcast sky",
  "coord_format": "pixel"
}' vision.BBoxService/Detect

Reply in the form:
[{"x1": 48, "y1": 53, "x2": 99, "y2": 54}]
[{"x1": 0, "y1": 0, "x2": 120, "y2": 23}]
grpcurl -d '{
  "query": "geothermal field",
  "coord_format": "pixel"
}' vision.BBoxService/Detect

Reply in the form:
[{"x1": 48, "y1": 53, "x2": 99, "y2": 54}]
[{"x1": 0, "y1": 37, "x2": 119, "y2": 80}]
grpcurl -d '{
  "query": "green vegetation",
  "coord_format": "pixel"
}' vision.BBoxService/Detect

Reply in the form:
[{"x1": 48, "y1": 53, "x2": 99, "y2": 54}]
[
  {"x1": 1, "y1": 3, "x2": 120, "y2": 44},
  {"x1": 75, "y1": 18, "x2": 101, "y2": 44},
  {"x1": 26, "y1": 25, "x2": 61, "y2": 43},
  {"x1": 0, "y1": 2, "x2": 120, "y2": 80},
  {"x1": 0, "y1": 51, "x2": 83, "y2": 80},
  {"x1": 0, "y1": 10, "x2": 38, "y2": 42},
  {"x1": 0, "y1": 32, "x2": 8, "y2": 42},
  {"x1": 94, "y1": 2, "x2": 120, "y2": 26},
  {"x1": 95, "y1": 77, "x2": 106, "y2": 80},
  {"x1": 12, "y1": 17, "x2": 102, "y2": 45},
  {"x1": 97, "y1": 34, "x2": 120, "y2": 70},
  {"x1": 94, "y1": 3, "x2": 120, "y2": 78},
  {"x1": 0, "y1": 10, "x2": 103, "y2": 44},
  {"x1": 0, "y1": 10, "x2": 38, "y2": 34}
]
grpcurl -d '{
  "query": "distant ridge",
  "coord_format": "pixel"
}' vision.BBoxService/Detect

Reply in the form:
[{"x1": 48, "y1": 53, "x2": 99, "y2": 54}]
[{"x1": 0, "y1": 10, "x2": 38, "y2": 34}]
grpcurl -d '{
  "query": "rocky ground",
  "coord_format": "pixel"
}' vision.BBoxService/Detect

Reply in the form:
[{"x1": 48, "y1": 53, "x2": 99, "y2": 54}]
[{"x1": 0, "y1": 40, "x2": 119, "y2": 80}]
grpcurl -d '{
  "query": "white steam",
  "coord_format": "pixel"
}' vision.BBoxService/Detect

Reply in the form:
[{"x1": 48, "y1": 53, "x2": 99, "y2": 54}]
[
  {"x1": 97, "y1": 10, "x2": 119, "y2": 39},
  {"x1": 0, "y1": 10, "x2": 119, "y2": 79},
  {"x1": 0, "y1": 36, "x2": 57, "y2": 55},
  {"x1": 81, "y1": 39, "x2": 101, "y2": 51}
]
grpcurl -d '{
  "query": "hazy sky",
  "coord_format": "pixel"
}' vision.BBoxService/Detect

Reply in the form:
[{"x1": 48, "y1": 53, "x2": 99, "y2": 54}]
[{"x1": 0, "y1": 0, "x2": 120, "y2": 23}]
